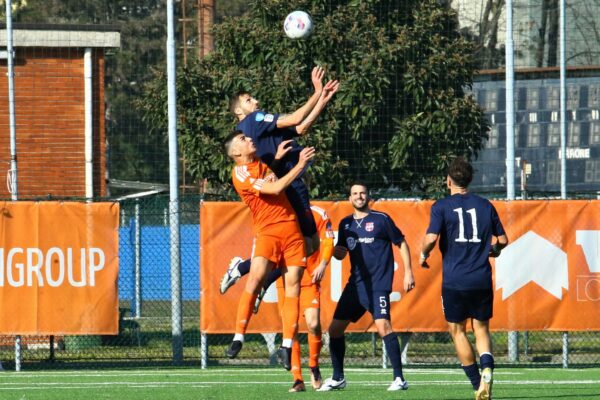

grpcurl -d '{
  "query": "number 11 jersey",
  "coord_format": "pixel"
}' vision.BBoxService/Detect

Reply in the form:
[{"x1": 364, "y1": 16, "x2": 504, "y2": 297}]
[{"x1": 426, "y1": 193, "x2": 505, "y2": 290}]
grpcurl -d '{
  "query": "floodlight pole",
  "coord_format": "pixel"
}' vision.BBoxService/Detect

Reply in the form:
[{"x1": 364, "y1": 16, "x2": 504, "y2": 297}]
[
  {"x1": 166, "y1": 0, "x2": 183, "y2": 365},
  {"x1": 5, "y1": 0, "x2": 21, "y2": 373},
  {"x1": 559, "y1": 0, "x2": 569, "y2": 368},
  {"x1": 505, "y1": 0, "x2": 519, "y2": 363}
]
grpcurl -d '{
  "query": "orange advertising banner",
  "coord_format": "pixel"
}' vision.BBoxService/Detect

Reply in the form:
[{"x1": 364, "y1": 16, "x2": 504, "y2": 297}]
[
  {"x1": 201, "y1": 200, "x2": 600, "y2": 333},
  {"x1": 0, "y1": 202, "x2": 119, "y2": 334}
]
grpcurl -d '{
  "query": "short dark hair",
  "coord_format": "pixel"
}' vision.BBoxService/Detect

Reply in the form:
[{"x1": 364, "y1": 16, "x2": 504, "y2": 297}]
[
  {"x1": 229, "y1": 91, "x2": 249, "y2": 114},
  {"x1": 348, "y1": 180, "x2": 369, "y2": 195},
  {"x1": 447, "y1": 157, "x2": 473, "y2": 188},
  {"x1": 224, "y1": 130, "x2": 243, "y2": 158}
]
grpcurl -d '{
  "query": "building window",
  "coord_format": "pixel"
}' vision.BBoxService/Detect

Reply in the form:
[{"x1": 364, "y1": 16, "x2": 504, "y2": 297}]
[
  {"x1": 485, "y1": 90, "x2": 498, "y2": 111},
  {"x1": 527, "y1": 124, "x2": 540, "y2": 147},
  {"x1": 567, "y1": 86, "x2": 579, "y2": 110},
  {"x1": 548, "y1": 87, "x2": 560, "y2": 110},
  {"x1": 547, "y1": 124, "x2": 560, "y2": 146},
  {"x1": 547, "y1": 161, "x2": 559, "y2": 184},
  {"x1": 591, "y1": 121, "x2": 600, "y2": 145},
  {"x1": 585, "y1": 160, "x2": 600, "y2": 183},
  {"x1": 568, "y1": 122, "x2": 580, "y2": 147},
  {"x1": 589, "y1": 85, "x2": 600, "y2": 109},
  {"x1": 486, "y1": 125, "x2": 499, "y2": 148},
  {"x1": 527, "y1": 87, "x2": 539, "y2": 110}
]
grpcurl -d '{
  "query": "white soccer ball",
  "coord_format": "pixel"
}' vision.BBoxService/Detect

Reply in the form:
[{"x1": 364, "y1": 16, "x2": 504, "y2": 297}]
[{"x1": 284, "y1": 10, "x2": 313, "y2": 39}]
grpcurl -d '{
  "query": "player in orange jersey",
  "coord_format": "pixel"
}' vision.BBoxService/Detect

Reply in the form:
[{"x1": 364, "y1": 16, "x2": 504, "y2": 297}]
[
  {"x1": 277, "y1": 204, "x2": 334, "y2": 392},
  {"x1": 224, "y1": 130, "x2": 315, "y2": 370},
  {"x1": 221, "y1": 204, "x2": 334, "y2": 392}
]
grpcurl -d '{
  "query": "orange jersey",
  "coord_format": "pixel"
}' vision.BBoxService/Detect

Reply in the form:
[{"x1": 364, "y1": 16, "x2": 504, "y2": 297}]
[{"x1": 232, "y1": 160, "x2": 297, "y2": 233}]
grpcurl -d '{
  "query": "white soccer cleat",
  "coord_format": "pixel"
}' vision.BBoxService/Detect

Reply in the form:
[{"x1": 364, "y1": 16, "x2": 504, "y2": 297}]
[
  {"x1": 317, "y1": 377, "x2": 347, "y2": 391},
  {"x1": 387, "y1": 377, "x2": 408, "y2": 391},
  {"x1": 476, "y1": 367, "x2": 493, "y2": 400},
  {"x1": 220, "y1": 257, "x2": 243, "y2": 294}
]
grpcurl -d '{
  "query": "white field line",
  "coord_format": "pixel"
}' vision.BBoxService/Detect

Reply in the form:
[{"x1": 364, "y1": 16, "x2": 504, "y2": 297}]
[
  {"x1": 0, "y1": 379, "x2": 600, "y2": 391},
  {"x1": 0, "y1": 368, "x2": 526, "y2": 378}
]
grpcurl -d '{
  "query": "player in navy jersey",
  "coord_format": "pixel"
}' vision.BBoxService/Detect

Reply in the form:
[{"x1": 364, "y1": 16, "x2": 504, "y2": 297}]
[
  {"x1": 419, "y1": 157, "x2": 508, "y2": 400},
  {"x1": 229, "y1": 66, "x2": 340, "y2": 256},
  {"x1": 319, "y1": 183, "x2": 415, "y2": 392}
]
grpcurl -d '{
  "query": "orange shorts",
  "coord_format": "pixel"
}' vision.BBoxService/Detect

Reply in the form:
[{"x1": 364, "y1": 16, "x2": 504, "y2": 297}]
[
  {"x1": 252, "y1": 220, "x2": 306, "y2": 268},
  {"x1": 277, "y1": 282, "x2": 320, "y2": 311}
]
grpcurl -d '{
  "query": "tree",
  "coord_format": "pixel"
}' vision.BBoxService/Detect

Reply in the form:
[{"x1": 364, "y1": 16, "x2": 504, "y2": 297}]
[{"x1": 139, "y1": 0, "x2": 489, "y2": 198}]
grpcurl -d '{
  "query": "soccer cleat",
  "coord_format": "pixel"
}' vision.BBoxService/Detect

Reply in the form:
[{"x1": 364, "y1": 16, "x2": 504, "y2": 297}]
[
  {"x1": 310, "y1": 366, "x2": 322, "y2": 390},
  {"x1": 225, "y1": 340, "x2": 243, "y2": 359},
  {"x1": 277, "y1": 346, "x2": 292, "y2": 371},
  {"x1": 252, "y1": 287, "x2": 266, "y2": 314},
  {"x1": 476, "y1": 367, "x2": 493, "y2": 400},
  {"x1": 220, "y1": 257, "x2": 243, "y2": 294},
  {"x1": 387, "y1": 377, "x2": 408, "y2": 391},
  {"x1": 288, "y1": 379, "x2": 306, "y2": 392},
  {"x1": 317, "y1": 377, "x2": 347, "y2": 391}
]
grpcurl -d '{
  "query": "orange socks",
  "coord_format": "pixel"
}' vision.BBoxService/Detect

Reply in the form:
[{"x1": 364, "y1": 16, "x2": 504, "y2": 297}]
[
  {"x1": 308, "y1": 333, "x2": 322, "y2": 368},
  {"x1": 282, "y1": 296, "x2": 300, "y2": 341},
  {"x1": 291, "y1": 338, "x2": 302, "y2": 381},
  {"x1": 235, "y1": 291, "x2": 258, "y2": 334}
]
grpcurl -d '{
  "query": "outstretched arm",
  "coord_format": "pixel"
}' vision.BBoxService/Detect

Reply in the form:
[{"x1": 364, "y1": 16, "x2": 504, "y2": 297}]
[
  {"x1": 296, "y1": 79, "x2": 340, "y2": 136},
  {"x1": 276, "y1": 66, "x2": 324, "y2": 128},
  {"x1": 259, "y1": 147, "x2": 315, "y2": 195}
]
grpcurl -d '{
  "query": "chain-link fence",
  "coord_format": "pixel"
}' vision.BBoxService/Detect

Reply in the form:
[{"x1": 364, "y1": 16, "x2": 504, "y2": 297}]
[
  {"x1": 0, "y1": 0, "x2": 599, "y2": 371},
  {"x1": 0, "y1": 194, "x2": 598, "y2": 370}
]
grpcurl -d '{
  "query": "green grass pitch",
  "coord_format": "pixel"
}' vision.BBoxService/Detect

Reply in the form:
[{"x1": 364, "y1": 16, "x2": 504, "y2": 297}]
[{"x1": 0, "y1": 367, "x2": 599, "y2": 399}]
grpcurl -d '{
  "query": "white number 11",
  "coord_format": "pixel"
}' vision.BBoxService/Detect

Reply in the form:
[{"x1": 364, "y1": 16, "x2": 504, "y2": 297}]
[{"x1": 453, "y1": 207, "x2": 481, "y2": 243}]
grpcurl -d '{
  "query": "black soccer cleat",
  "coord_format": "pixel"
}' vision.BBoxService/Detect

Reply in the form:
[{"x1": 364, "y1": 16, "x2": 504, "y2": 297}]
[
  {"x1": 277, "y1": 346, "x2": 292, "y2": 371},
  {"x1": 225, "y1": 340, "x2": 243, "y2": 359}
]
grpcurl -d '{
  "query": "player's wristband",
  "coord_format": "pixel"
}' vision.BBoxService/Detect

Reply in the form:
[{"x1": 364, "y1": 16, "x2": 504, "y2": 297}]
[{"x1": 491, "y1": 243, "x2": 502, "y2": 256}]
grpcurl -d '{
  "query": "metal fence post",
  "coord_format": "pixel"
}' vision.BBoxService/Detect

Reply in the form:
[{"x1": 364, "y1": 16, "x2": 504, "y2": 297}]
[
  {"x1": 562, "y1": 332, "x2": 569, "y2": 368},
  {"x1": 508, "y1": 331, "x2": 519, "y2": 362},
  {"x1": 134, "y1": 200, "x2": 142, "y2": 318},
  {"x1": 201, "y1": 333, "x2": 208, "y2": 369}
]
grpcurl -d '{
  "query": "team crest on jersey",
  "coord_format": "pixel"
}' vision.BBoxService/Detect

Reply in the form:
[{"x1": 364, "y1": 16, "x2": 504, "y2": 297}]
[
  {"x1": 255, "y1": 112, "x2": 265, "y2": 122},
  {"x1": 264, "y1": 114, "x2": 274, "y2": 122},
  {"x1": 365, "y1": 222, "x2": 374, "y2": 232},
  {"x1": 346, "y1": 237, "x2": 357, "y2": 250}
]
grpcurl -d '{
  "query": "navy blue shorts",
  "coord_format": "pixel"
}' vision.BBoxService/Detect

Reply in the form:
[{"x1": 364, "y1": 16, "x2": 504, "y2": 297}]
[
  {"x1": 441, "y1": 287, "x2": 493, "y2": 323},
  {"x1": 285, "y1": 178, "x2": 317, "y2": 237},
  {"x1": 333, "y1": 283, "x2": 391, "y2": 322}
]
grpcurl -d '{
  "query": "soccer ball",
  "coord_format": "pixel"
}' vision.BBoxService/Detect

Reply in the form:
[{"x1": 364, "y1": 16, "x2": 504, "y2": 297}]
[{"x1": 283, "y1": 11, "x2": 313, "y2": 39}]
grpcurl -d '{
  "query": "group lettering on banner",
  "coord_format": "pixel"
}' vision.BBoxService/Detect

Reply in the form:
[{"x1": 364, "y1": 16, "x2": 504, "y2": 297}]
[
  {"x1": 0, "y1": 202, "x2": 119, "y2": 334},
  {"x1": 200, "y1": 200, "x2": 600, "y2": 333}
]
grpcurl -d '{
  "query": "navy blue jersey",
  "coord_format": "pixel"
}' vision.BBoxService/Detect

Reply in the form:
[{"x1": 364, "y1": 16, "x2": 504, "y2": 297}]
[
  {"x1": 336, "y1": 211, "x2": 405, "y2": 291},
  {"x1": 236, "y1": 110, "x2": 304, "y2": 177},
  {"x1": 427, "y1": 193, "x2": 505, "y2": 290}
]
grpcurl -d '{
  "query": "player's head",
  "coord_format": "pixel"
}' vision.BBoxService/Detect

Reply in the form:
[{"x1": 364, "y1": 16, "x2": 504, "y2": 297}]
[
  {"x1": 224, "y1": 130, "x2": 256, "y2": 162},
  {"x1": 229, "y1": 91, "x2": 259, "y2": 120},
  {"x1": 447, "y1": 157, "x2": 473, "y2": 189},
  {"x1": 349, "y1": 181, "x2": 370, "y2": 212}
]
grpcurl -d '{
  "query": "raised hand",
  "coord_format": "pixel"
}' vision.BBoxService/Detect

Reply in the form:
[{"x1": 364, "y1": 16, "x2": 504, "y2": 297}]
[
  {"x1": 319, "y1": 79, "x2": 340, "y2": 105},
  {"x1": 311, "y1": 66, "x2": 325, "y2": 93},
  {"x1": 298, "y1": 146, "x2": 316, "y2": 167},
  {"x1": 275, "y1": 139, "x2": 294, "y2": 160}
]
